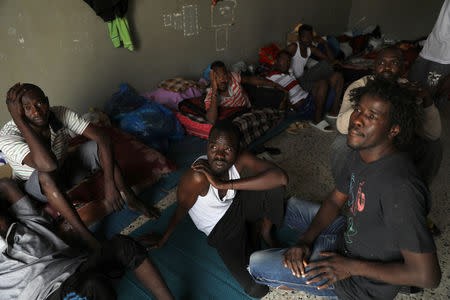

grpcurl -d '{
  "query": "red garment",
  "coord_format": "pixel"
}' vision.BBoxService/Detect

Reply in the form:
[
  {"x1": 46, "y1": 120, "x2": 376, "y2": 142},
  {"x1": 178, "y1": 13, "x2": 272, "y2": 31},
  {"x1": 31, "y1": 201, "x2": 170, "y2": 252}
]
[{"x1": 204, "y1": 72, "x2": 251, "y2": 110}]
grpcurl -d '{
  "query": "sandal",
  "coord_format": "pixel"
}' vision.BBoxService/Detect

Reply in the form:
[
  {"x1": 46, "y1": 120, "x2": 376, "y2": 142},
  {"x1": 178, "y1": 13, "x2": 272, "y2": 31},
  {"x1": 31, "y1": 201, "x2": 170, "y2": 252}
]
[
  {"x1": 308, "y1": 120, "x2": 334, "y2": 132},
  {"x1": 286, "y1": 121, "x2": 309, "y2": 134}
]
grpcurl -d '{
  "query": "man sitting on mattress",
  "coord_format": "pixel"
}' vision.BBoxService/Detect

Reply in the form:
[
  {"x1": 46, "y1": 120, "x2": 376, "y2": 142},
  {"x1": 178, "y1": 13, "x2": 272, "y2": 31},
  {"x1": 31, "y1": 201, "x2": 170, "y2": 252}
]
[
  {"x1": 0, "y1": 178, "x2": 174, "y2": 300},
  {"x1": 266, "y1": 50, "x2": 340, "y2": 131},
  {"x1": 0, "y1": 83, "x2": 160, "y2": 250},
  {"x1": 205, "y1": 61, "x2": 283, "y2": 124},
  {"x1": 138, "y1": 120, "x2": 288, "y2": 298}
]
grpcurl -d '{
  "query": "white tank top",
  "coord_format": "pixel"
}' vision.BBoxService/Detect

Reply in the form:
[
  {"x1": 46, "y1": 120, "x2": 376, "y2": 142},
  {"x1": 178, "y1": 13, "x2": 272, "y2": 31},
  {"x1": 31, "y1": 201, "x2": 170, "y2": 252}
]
[
  {"x1": 188, "y1": 155, "x2": 241, "y2": 236},
  {"x1": 290, "y1": 42, "x2": 311, "y2": 78}
]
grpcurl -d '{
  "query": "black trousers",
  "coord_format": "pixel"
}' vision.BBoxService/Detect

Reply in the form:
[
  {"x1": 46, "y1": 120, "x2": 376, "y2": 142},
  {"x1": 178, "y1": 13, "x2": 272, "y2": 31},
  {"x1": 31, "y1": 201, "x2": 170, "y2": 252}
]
[
  {"x1": 46, "y1": 234, "x2": 148, "y2": 300},
  {"x1": 207, "y1": 186, "x2": 285, "y2": 298}
]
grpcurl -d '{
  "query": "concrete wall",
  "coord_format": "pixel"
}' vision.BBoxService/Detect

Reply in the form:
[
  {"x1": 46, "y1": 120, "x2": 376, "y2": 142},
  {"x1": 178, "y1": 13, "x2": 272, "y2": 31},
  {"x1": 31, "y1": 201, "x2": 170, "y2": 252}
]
[
  {"x1": 0, "y1": 0, "x2": 351, "y2": 123},
  {"x1": 348, "y1": 0, "x2": 445, "y2": 40}
]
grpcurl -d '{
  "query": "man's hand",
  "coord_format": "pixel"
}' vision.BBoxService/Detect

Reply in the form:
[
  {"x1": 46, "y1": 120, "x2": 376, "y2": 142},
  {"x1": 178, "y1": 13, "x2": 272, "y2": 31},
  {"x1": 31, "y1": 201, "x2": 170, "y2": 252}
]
[
  {"x1": 191, "y1": 159, "x2": 226, "y2": 189},
  {"x1": 313, "y1": 36, "x2": 327, "y2": 45},
  {"x1": 417, "y1": 87, "x2": 433, "y2": 108},
  {"x1": 305, "y1": 252, "x2": 353, "y2": 289},
  {"x1": 210, "y1": 69, "x2": 218, "y2": 94},
  {"x1": 104, "y1": 183, "x2": 125, "y2": 213},
  {"x1": 137, "y1": 232, "x2": 166, "y2": 250},
  {"x1": 6, "y1": 83, "x2": 27, "y2": 120},
  {"x1": 282, "y1": 240, "x2": 313, "y2": 278}
]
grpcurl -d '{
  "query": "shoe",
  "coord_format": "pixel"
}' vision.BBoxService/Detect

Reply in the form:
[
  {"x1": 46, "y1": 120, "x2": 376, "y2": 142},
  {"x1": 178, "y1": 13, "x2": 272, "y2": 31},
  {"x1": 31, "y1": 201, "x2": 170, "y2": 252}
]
[{"x1": 308, "y1": 120, "x2": 334, "y2": 132}]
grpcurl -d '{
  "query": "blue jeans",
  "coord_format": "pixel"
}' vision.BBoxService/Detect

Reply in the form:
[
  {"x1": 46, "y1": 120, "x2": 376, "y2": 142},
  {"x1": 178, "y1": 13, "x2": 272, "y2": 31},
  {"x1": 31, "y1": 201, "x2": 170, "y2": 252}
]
[{"x1": 248, "y1": 197, "x2": 346, "y2": 298}]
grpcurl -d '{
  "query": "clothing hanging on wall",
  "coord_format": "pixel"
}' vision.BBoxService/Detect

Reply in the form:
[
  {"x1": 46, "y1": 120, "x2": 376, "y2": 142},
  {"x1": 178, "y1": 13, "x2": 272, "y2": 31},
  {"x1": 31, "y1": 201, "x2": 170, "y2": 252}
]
[{"x1": 83, "y1": 0, "x2": 134, "y2": 51}]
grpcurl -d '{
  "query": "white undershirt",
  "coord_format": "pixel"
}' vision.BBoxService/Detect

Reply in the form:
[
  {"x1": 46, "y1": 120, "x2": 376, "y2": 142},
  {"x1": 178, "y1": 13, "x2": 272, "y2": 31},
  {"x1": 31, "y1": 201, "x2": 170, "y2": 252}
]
[{"x1": 188, "y1": 155, "x2": 241, "y2": 236}]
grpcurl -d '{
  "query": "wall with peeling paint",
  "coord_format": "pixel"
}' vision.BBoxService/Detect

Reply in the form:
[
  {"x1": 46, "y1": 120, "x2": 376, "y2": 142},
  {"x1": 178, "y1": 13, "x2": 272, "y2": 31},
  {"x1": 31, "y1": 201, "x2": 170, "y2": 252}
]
[{"x1": 0, "y1": 0, "x2": 351, "y2": 123}]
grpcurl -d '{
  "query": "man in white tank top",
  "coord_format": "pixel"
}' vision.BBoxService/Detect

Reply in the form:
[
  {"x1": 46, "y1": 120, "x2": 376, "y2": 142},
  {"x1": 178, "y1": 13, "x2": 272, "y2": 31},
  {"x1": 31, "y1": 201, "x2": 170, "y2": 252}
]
[
  {"x1": 138, "y1": 120, "x2": 288, "y2": 298},
  {"x1": 287, "y1": 24, "x2": 345, "y2": 132}
]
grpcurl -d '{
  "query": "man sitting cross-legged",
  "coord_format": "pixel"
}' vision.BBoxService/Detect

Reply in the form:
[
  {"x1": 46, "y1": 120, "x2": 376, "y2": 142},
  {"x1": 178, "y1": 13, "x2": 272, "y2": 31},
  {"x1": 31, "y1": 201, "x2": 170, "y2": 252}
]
[
  {"x1": 0, "y1": 178, "x2": 174, "y2": 300},
  {"x1": 266, "y1": 50, "x2": 340, "y2": 130},
  {"x1": 248, "y1": 79, "x2": 441, "y2": 299},
  {"x1": 138, "y1": 120, "x2": 288, "y2": 298},
  {"x1": 0, "y1": 83, "x2": 159, "y2": 249}
]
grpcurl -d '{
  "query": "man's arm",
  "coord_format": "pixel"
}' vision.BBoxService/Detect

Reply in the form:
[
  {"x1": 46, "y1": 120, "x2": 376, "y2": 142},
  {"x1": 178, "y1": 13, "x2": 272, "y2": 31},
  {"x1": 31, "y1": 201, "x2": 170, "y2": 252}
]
[
  {"x1": 282, "y1": 188, "x2": 348, "y2": 277},
  {"x1": 336, "y1": 76, "x2": 369, "y2": 134},
  {"x1": 286, "y1": 43, "x2": 297, "y2": 56},
  {"x1": 306, "y1": 250, "x2": 441, "y2": 290},
  {"x1": 192, "y1": 150, "x2": 288, "y2": 191},
  {"x1": 6, "y1": 84, "x2": 57, "y2": 171},
  {"x1": 310, "y1": 37, "x2": 334, "y2": 62},
  {"x1": 241, "y1": 76, "x2": 285, "y2": 91},
  {"x1": 205, "y1": 69, "x2": 220, "y2": 124},
  {"x1": 137, "y1": 169, "x2": 208, "y2": 248},
  {"x1": 415, "y1": 87, "x2": 441, "y2": 140},
  {"x1": 81, "y1": 124, "x2": 124, "y2": 211},
  {"x1": 205, "y1": 92, "x2": 220, "y2": 124}
]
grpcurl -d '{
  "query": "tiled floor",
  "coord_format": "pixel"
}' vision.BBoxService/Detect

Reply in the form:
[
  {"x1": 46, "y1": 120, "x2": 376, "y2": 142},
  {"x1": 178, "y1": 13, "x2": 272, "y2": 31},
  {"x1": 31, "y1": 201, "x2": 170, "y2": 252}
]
[{"x1": 125, "y1": 105, "x2": 450, "y2": 299}]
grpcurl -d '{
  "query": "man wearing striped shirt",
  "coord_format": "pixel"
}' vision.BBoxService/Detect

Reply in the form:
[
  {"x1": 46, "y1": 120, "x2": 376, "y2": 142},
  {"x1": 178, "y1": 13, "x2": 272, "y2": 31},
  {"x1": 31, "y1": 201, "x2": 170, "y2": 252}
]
[
  {"x1": 267, "y1": 50, "x2": 338, "y2": 132},
  {"x1": 205, "y1": 61, "x2": 282, "y2": 124},
  {"x1": 0, "y1": 83, "x2": 159, "y2": 249}
]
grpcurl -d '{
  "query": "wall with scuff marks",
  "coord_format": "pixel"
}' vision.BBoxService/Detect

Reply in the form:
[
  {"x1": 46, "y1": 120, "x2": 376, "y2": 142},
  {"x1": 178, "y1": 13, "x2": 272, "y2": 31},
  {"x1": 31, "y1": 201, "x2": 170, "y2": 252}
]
[
  {"x1": 348, "y1": 0, "x2": 444, "y2": 40},
  {"x1": 0, "y1": 0, "x2": 352, "y2": 123}
]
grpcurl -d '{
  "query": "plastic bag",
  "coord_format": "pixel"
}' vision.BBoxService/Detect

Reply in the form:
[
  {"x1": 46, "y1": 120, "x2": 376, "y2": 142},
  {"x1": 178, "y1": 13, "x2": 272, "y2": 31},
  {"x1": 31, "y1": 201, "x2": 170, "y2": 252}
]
[
  {"x1": 104, "y1": 83, "x2": 147, "y2": 121},
  {"x1": 119, "y1": 102, "x2": 184, "y2": 152}
]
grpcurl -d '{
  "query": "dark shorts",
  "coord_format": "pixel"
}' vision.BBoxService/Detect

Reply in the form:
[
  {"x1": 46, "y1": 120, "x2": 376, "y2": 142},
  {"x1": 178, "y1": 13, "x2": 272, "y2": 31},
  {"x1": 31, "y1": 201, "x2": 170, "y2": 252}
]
[
  {"x1": 46, "y1": 235, "x2": 147, "y2": 300},
  {"x1": 298, "y1": 60, "x2": 334, "y2": 92},
  {"x1": 207, "y1": 186, "x2": 285, "y2": 298},
  {"x1": 24, "y1": 141, "x2": 100, "y2": 202},
  {"x1": 408, "y1": 56, "x2": 450, "y2": 96}
]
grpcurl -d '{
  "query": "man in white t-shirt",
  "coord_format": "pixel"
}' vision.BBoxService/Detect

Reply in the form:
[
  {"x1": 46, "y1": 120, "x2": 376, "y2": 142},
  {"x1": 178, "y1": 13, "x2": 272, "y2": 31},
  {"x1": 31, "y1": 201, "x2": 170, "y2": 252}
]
[
  {"x1": 138, "y1": 120, "x2": 288, "y2": 298},
  {"x1": 0, "y1": 83, "x2": 159, "y2": 249}
]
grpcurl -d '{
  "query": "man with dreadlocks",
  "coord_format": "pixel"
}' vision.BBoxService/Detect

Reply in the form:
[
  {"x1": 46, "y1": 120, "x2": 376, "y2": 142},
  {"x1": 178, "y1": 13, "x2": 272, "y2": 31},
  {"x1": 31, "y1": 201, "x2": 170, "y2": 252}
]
[{"x1": 248, "y1": 78, "x2": 441, "y2": 300}]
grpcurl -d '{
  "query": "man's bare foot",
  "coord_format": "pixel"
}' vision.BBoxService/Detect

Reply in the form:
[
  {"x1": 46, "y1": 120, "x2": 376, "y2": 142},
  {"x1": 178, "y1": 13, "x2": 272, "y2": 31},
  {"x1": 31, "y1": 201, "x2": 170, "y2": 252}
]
[{"x1": 123, "y1": 191, "x2": 161, "y2": 219}]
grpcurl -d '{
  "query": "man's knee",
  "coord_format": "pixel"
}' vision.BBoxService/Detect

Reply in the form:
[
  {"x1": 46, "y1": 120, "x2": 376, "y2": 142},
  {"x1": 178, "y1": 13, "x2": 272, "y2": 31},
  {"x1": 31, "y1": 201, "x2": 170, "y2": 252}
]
[
  {"x1": 109, "y1": 234, "x2": 148, "y2": 270},
  {"x1": 0, "y1": 178, "x2": 21, "y2": 200},
  {"x1": 37, "y1": 171, "x2": 58, "y2": 189}
]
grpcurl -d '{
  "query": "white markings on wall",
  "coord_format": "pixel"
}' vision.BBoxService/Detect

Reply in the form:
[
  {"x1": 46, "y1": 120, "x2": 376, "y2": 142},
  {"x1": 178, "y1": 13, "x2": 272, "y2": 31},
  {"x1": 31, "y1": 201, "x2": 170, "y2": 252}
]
[
  {"x1": 163, "y1": 14, "x2": 172, "y2": 27},
  {"x1": 211, "y1": 0, "x2": 236, "y2": 27},
  {"x1": 173, "y1": 13, "x2": 183, "y2": 31},
  {"x1": 162, "y1": 5, "x2": 199, "y2": 37},
  {"x1": 211, "y1": 0, "x2": 237, "y2": 51},
  {"x1": 0, "y1": 52, "x2": 7, "y2": 61},
  {"x1": 18, "y1": 37, "x2": 25, "y2": 44},
  {"x1": 8, "y1": 27, "x2": 17, "y2": 36},
  {"x1": 215, "y1": 27, "x2": 228, "y2": 51},
  {"x1": 182, "y1": 5, "x2": 199, "y2": 37}
]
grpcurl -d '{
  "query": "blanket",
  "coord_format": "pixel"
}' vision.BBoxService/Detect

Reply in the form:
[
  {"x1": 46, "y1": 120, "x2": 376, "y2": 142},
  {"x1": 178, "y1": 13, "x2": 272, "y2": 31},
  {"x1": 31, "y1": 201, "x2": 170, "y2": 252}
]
[{"x1": 177, "y1": 98, "x2": 284, "y2": 147}]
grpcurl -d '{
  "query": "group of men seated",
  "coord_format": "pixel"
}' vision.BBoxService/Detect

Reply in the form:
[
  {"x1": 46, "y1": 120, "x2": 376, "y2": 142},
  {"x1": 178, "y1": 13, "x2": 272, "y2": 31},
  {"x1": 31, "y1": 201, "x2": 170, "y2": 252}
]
[{"x1": 0, "y1": 24, "x2": 444, "y2": 299}]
